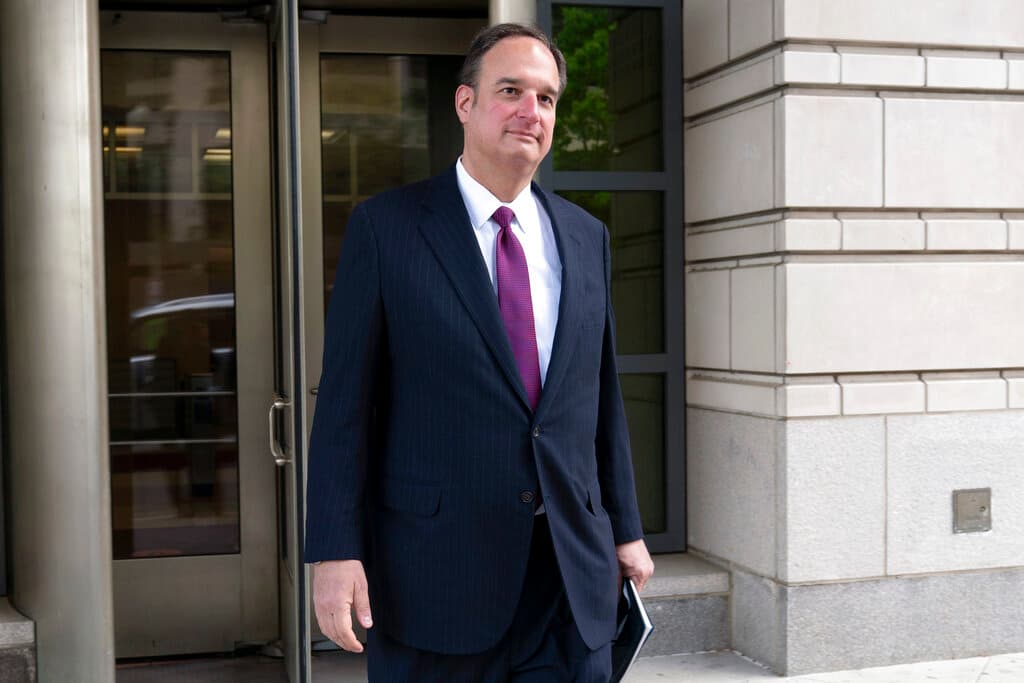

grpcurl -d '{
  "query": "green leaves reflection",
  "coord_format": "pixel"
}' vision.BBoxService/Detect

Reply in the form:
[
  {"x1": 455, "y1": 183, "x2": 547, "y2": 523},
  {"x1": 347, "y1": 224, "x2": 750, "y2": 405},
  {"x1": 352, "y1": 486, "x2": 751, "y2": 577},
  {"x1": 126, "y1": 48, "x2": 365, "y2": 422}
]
[{"x1": 554, "y1": 6, "x2": 618, "y2": 170}]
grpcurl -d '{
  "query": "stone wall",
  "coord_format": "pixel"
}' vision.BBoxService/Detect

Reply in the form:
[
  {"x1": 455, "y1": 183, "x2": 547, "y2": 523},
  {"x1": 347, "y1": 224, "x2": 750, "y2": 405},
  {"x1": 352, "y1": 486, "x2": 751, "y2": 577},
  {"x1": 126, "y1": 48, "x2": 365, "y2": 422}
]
[{"x1": 682, "y1": 0, "x2": 1024, "y2": 674}]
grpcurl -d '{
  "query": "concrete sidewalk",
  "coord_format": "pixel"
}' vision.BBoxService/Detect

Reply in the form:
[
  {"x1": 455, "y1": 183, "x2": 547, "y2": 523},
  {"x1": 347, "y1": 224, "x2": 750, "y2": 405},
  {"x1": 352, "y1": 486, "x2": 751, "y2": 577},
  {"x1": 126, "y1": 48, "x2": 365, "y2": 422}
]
[
  {"x1": 625, "y1": 651, "x2": 1024, "y2": 682},
  {"x1": 115, "y1": 648, "x2": 1024, "y2": 681}
]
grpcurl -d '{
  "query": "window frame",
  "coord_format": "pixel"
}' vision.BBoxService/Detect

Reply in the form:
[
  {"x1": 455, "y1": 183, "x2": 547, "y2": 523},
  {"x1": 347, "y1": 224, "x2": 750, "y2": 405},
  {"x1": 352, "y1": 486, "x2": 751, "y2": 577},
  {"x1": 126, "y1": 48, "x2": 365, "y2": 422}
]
[{"x1": 0, "y1": 174, "x2": 7, "y2": 594}]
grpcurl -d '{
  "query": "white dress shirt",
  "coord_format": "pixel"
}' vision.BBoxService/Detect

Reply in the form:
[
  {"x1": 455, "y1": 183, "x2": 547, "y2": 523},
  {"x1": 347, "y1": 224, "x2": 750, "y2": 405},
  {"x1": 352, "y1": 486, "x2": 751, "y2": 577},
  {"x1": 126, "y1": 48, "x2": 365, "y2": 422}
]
[{"x1": 455, "y1": 158, "x2": 562, "y2": 386}]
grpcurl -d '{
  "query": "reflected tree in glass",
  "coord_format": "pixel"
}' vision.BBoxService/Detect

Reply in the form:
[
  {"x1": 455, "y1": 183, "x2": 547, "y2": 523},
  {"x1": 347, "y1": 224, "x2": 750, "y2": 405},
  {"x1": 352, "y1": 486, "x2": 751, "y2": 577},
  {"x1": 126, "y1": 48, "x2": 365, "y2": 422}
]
[
  {"x1": 554, "y1": 7, "x2": 616, "y2": 170},
  {"x1": 553, "y1": 5, "x2": 663, "y2": 172}
]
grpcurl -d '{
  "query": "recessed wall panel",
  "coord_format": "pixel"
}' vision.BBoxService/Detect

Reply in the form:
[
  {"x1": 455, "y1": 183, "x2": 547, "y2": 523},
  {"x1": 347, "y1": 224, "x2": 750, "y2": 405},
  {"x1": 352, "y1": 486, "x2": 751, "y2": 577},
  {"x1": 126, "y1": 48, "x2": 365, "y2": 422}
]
[
  {"x1": 731, "y1": 265, "x2": 776, "y2": 372},
  {"x1": 683, "y1": 0, "x2": 728, "y2": 77},
  {"x1": 784, "y1": 262, "x2": 1024, "y2": 373},
  {"x1": 783, "y1": 0, "x2": 1024, "y2": 51},
  {"x1": 783, "y1": 95, "x2": 883, "y2": 208},
  {"x1": 684, "y1": 102, "x2": 775, "y2": 223},
  {"x1": 729, "y1": 0, "x2": 776, "y2": 60},
  {"x1": 886, "y1": 98, "x2": 1024, "y2": 209},
  {"x1": 782, "y1": 417, "x2": 886, "y2": 582},
  {"x1": 687, "y1": 408, "x2": 778, "y2": 577},
  {"x1": 887, "y1": 412, "x2": 1024, "y2": 574},
  {"x1": 685, "y1": 269, "x2": 730, "y2": 368}
]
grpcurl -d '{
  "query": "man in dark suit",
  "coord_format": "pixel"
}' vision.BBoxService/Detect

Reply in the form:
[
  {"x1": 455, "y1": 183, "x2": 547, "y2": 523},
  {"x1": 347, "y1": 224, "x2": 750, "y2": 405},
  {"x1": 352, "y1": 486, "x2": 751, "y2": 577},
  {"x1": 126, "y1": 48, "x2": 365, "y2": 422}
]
[{"x1": 305, "y1": 22, "x2": 654, "y2": 682}]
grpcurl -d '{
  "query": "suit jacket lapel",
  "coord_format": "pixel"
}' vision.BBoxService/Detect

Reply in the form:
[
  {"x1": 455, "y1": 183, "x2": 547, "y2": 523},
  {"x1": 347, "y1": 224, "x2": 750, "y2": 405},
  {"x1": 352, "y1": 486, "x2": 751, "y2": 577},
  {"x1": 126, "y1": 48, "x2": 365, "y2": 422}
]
[
  {"x1": 534, "y1": 185, "x2": 583, "y2": 419},
  {"x1": 417, "y1": 167, "x2": 532, "y2": 411}
]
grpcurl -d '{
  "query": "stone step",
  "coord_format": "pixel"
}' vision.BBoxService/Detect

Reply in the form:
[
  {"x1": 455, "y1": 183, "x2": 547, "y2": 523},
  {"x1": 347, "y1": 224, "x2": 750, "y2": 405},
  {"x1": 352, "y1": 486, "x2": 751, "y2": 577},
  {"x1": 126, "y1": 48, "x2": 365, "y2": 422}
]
[
  {"x1": 638, "y1": 553, "x2": 730, "y2": 657},
  {"x1": 0, "y1": 599, "x2": 36, "y2": 681}
]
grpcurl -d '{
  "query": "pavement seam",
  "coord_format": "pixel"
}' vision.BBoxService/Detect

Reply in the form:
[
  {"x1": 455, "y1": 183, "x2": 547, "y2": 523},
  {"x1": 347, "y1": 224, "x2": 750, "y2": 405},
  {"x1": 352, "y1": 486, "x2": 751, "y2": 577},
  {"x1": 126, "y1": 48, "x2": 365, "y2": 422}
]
[{"x1": 975, "y1": 655, "x2": 993, "y2": 682}]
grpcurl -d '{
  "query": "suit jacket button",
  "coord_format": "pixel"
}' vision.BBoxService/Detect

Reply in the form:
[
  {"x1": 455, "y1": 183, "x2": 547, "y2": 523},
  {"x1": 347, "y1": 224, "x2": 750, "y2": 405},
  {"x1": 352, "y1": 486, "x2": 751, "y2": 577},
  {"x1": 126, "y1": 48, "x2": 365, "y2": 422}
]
[
  {"x1": 532, "y1": 426, "x2": 540, "y2": 438},
  {"x1": 520, "y1": 491, "x2": 535, "y2": 504}
]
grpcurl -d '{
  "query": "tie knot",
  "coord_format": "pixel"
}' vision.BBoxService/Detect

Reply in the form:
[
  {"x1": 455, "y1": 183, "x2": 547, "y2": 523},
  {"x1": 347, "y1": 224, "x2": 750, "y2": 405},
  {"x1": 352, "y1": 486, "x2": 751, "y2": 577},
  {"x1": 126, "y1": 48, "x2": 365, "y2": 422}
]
[{"x1": 493, "y1": 206, "x2": 515, "y2": 231}]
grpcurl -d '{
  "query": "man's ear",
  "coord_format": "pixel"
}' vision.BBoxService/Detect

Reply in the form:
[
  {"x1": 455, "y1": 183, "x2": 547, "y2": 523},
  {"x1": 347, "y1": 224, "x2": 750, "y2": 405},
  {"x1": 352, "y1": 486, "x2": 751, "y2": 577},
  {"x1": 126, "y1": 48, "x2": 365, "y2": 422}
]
[{"x1": 455, "y1": 84, "x2": 474, "y2": 124}]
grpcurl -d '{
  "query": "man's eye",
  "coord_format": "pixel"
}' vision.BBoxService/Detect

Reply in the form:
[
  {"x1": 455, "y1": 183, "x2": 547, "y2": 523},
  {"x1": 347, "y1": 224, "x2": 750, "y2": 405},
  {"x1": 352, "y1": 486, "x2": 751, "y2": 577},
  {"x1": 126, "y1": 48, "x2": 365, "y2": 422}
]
[{"x1": 501, "y1": 87, "x2": 517, "y2": 95}]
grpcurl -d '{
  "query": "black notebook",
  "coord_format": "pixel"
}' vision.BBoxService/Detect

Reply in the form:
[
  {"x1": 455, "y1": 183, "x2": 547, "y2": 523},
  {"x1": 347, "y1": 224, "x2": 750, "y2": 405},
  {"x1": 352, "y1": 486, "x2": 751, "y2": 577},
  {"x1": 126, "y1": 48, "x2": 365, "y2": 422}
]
[{"x1": 609, "y1": 578, "x2": 655, "y2": 682}]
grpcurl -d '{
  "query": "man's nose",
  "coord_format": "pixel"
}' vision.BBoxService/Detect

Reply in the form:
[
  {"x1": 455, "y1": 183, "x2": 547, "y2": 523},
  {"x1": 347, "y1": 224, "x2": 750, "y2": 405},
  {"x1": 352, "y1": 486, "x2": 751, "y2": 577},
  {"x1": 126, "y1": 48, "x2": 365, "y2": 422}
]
[{"x1": 517, "y1": 94, "x2": 540, "y2": 121}]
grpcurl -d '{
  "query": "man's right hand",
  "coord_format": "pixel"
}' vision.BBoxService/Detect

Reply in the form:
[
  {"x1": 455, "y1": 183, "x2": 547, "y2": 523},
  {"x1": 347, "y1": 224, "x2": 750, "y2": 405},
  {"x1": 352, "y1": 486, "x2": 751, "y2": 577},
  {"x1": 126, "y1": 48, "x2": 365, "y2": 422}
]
[{"x1": 312, "y1": 560, "x2": 373, "y2": 652}]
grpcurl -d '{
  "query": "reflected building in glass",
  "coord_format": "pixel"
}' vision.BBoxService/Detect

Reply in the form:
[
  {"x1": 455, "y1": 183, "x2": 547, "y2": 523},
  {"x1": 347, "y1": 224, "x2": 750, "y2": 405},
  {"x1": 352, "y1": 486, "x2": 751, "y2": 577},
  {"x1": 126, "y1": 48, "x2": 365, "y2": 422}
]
[{"x1": 102, "y1": 52, "x2": 241, "y2": 559}]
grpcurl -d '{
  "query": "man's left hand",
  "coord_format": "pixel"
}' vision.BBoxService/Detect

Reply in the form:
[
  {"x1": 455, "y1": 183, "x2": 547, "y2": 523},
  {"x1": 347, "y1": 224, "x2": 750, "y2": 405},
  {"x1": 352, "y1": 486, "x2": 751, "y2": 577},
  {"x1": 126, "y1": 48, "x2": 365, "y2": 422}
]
[{"x1": 616, "y1": 539, "x2": 654, "y2": 592}]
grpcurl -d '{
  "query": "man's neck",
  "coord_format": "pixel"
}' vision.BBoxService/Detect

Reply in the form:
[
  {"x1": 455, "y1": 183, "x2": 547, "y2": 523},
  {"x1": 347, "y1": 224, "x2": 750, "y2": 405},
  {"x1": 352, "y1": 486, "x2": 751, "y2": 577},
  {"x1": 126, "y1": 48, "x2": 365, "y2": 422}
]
[{"x1": 460, "y1": 153, "x2": 535, "y2": 203}]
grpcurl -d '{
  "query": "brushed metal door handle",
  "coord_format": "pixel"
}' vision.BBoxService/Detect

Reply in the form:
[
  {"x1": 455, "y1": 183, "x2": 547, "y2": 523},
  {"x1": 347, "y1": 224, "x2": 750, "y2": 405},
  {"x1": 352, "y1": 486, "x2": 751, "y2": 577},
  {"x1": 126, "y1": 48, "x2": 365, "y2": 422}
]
[{"x1": 268, "y1": 394, "x2": 292, "y2": 466}]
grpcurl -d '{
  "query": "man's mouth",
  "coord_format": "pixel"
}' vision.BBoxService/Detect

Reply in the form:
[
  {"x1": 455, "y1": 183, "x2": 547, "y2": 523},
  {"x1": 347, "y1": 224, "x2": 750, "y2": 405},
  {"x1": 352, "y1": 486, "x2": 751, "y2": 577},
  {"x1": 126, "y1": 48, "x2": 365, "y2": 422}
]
[{"x1": 507, "y1": 130, "x2": 538, "y2": 142}]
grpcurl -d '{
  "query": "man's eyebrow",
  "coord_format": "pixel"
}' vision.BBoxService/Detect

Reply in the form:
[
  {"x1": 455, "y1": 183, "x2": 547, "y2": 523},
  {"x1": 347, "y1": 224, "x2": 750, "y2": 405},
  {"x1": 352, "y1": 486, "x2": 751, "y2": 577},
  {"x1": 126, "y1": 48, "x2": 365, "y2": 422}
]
[{"x1": 494, "y1": 76, "x2": 559, "y2": 97}]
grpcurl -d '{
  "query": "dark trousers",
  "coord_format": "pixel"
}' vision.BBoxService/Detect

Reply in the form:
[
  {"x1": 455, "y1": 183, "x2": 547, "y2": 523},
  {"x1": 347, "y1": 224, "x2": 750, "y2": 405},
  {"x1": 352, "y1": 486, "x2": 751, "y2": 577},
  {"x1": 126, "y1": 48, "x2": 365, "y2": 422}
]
[{"x1": 367, "y1": 515, "x2": 612, "y2": 682}]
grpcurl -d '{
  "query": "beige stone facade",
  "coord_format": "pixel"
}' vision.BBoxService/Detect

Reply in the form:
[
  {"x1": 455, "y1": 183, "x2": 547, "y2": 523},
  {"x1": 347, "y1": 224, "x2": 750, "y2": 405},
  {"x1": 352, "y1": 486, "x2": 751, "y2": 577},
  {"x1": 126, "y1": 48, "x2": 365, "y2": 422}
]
[{"x1": 684, "y1": 0, "x2": 1024, "y2": 674}]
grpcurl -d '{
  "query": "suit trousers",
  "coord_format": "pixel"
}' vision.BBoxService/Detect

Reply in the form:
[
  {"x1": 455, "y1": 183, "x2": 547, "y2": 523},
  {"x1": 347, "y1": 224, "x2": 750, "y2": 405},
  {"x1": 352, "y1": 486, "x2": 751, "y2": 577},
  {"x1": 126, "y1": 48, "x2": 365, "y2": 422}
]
[{"x1": 366, "y1": 514, "x2": 612, "y2": 682}]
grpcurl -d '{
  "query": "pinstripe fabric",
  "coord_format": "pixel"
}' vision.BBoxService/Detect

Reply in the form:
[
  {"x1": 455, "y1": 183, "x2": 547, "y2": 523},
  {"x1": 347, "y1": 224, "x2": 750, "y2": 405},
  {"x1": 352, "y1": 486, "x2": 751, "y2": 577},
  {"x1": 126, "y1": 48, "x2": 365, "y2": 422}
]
[
  {"x1": 366, "y1": 516, "x2": 612, "y2": 682},
  {"x1": 305, "y1": 165, "x2": 643, "y2": 655}
]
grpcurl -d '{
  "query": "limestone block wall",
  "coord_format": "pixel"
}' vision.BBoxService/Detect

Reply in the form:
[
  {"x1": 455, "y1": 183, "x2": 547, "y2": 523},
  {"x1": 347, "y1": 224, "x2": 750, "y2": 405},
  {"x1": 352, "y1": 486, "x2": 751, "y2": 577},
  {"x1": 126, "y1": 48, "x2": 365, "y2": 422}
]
[{"x1": 682, "y1": 0, "x2": 1024, "y2": 674}]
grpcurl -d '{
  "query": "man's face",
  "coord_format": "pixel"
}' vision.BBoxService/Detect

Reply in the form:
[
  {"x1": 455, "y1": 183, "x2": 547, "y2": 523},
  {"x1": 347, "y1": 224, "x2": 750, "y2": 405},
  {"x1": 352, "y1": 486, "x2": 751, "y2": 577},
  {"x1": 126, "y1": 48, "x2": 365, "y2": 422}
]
[{"x1": 456, "y1": 36, "x2": 560, "y2": 175}]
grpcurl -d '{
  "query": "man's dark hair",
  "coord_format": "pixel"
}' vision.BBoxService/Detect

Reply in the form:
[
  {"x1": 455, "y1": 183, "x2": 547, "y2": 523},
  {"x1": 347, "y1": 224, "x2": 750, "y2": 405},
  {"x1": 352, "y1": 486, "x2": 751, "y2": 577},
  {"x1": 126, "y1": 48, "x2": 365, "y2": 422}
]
[{"x1": 459, "y1": 23, "x2": 568, "y2": 97}]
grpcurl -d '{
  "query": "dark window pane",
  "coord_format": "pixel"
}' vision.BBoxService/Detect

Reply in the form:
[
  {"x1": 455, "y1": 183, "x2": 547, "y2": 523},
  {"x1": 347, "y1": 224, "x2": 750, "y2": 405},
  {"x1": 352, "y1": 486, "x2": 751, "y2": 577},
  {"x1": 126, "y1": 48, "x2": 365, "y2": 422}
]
[
  {"x1": 111, "y1": 443, "x2": 240, "y2": 559},
  {"x1": 109, "y1": 395, "x2": 238, "y2": 443},
  {"x1": 102, "y1": 51, "x2": 240, "y2": 560},
  {"x1": 320, "y1": 54, "x2": 463, "y2": 311},
  {"x1": 620, "y1": 374, "x2": 665, "y2": 535},
  {"x1": 552, "y1": 6, "x2": 663, "y2": 171},
  {"x1": 102, "y1": 53, "x2": 232, "y2": 195},
  {"x1": 558, "y1": 191, "x2": 664, "y2": 354},
  {"x1": 103, "y1": 200, "x2": 236, "y2": 392},
  {"x1": 322, "y1": 56, "x2": 425, "y2": 310},
  {"x1": 321, "y1": 56, "x2": 429, "y2": 196}
]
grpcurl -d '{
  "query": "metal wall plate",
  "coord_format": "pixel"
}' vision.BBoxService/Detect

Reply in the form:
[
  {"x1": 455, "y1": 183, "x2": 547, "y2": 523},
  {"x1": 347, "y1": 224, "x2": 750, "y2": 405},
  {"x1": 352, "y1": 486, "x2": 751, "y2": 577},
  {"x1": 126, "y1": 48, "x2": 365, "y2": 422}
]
[{"x1": 953, "y1": 488, "x2": 991, "y2": 533}]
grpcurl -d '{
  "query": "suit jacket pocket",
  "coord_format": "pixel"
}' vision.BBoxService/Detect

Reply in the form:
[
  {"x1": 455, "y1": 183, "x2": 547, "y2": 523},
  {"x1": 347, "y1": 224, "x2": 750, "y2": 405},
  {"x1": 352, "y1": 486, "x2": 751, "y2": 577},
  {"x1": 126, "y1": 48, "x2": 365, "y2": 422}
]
[{"x1": 380, "y1": 478, "x2": 442, "y2": 517}]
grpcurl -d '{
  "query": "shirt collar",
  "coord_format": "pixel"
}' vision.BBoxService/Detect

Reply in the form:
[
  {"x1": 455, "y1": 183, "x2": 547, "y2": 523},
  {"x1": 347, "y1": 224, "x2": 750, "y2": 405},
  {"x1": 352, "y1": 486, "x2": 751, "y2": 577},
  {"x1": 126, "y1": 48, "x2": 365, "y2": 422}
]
[{"x1": 456, "y1": 157, "x2": 534, "y2": 234}]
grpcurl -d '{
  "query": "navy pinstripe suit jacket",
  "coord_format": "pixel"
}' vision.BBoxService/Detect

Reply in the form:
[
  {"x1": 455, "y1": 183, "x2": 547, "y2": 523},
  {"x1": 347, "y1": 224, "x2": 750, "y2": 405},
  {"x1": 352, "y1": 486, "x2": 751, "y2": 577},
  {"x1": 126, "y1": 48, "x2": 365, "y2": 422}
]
[{"x1": 305, "y1": 165, "x2": 644, "y2": 655}]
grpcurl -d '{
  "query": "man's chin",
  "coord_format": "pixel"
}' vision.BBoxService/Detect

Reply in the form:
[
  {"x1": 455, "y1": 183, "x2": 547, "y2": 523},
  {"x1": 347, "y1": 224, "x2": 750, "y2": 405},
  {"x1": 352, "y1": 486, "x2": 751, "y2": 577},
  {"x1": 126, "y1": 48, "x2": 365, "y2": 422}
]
[{"x1": 502, "y1": 141, "x2": 549, "y2": 164}]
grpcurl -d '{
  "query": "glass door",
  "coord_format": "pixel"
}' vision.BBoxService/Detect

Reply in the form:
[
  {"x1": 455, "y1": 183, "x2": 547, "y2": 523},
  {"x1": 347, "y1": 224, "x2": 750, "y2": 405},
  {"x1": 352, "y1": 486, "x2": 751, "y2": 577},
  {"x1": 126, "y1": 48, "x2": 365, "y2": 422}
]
[{"x1": 100, "y1": 12, "x2": 278, "y2": 658}]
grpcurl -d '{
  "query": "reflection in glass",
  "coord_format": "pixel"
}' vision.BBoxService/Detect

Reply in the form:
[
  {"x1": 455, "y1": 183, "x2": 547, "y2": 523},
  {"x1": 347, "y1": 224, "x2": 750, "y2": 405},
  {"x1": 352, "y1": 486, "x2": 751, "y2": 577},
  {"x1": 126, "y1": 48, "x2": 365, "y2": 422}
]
[
  {"x1": 320, "y1": 54, "x2": 463, "y2": 310},
  {"x1": 620, "y1": 374, "x2": 665, "y2": 535},
  {"x1": 558, "y1": 191, "x2": 663, "y2": 354},
  {"x1": 102, "y1": 51, "x2": 239, "y2": 559},
  {"x1": 108, "y1": 395, "x2": 238, "y2": 443},
  {"x1": 111, "y1": 444, "x2": 240, "y2": 558},
  {"x1": 552, "y1": 5, "x2": 663, "y2": 171},
  {"x1": 321, "y1": 55, "x2": 428, "y2": 309}
]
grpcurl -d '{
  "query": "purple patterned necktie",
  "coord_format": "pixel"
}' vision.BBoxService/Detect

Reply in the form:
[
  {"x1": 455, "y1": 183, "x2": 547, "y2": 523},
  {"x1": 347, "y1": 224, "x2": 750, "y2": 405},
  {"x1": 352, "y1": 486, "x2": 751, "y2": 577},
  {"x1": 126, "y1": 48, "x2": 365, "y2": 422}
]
[{"x1": 493, "y1": 206, "x2": 542, "y2": 410}]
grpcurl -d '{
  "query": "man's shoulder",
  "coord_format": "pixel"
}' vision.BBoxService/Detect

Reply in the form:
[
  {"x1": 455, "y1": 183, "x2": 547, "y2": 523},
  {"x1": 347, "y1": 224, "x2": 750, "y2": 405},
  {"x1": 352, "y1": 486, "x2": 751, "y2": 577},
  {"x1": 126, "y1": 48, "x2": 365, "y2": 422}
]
[{"x1": 352, "y1": 167, "x2": 464, "y2": 238}]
